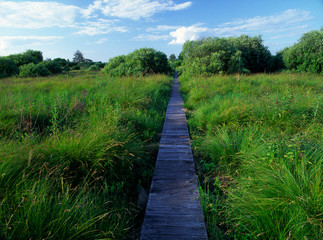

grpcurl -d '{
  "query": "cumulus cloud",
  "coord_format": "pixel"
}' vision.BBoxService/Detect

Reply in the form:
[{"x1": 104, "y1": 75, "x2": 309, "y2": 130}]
[
  {"x1": 0, "y1": 1, "x2": 80, "y2": 29},
  {"x1": 169, "y1": 24, "x2": 209, "y2": 44},
  {"x1": 85, "y1": 0, "x2": 192, "y2": 20},
  {"x1": 75, "y1": 19, "x2": 127, "y2": 36},
  {"x1": 169, "y1": 9, "x2": 312, "y2": 44}
]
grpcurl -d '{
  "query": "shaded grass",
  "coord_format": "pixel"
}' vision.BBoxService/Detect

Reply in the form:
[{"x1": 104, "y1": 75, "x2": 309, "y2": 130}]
[
  {"x1": 0, "y1": 72, "x2": 172, "y2": 239},
  {"x1": 180, "y1": 73, "x2": 322, "y2": 240}
]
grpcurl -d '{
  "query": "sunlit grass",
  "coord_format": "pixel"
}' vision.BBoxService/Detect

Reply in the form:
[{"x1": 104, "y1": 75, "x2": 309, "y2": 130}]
[
  {"x1": 180, "y1": 73, "x2": 322, "y2": 240},
  {"x1": 0, "y1": 71, "x2": 172, "y2": 239}
]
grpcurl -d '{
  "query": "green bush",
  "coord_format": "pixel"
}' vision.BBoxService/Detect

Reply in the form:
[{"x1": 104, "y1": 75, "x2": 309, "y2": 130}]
[
  {"x1": 283, "y1": 29, "x2": 323, "y2": 73},
  {"x1": 104, "y1": 55, "x2": 127, "y2": 76},
  {"x1": 180, "y1": 35, "x2": 281, "y2": 75},
  {"x1": 0, "y1": 57, "x2": 18, "y2": 78},
  {"x1": 88, "y1": 64, "x2": 101, "y2": 71},
  {"x1": 42, "y1": 60, "x2": 62, "y2": 74},
  {"x1": 19, "y1": 63, "x2": 50, "y2": 77},
  {"x1": 7, "y1": 50, "x2": 43, "y2": 67},
  {"x1": 71, "y1": 65, "x2": 80, "y2": 71},
  {"x1": 104, "y1": 48, "x2": 172, "y2": 77}
]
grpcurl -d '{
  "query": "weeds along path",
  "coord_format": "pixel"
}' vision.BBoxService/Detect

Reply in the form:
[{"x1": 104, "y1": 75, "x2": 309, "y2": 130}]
[{"x1": 140, "y1": 73, "x2": 207, "y2": 240}]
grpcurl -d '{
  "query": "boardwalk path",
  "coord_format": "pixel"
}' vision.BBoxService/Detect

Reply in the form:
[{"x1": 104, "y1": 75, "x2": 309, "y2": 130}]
[{"x1": 140, "y1": 74, "x2": 207, "y2": 240}]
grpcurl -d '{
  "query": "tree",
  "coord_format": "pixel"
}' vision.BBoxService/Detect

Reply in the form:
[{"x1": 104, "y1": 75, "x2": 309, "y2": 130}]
[
  {"x1": 169, "y1": 54, "x2": 176, "y2": 61},
  {"x1": 0, "y1": 57, "x2": 18, "y2": 78},
  {"x1": 282, "y1": 29, "x2": 323, "y2": 73},
  {"x1": 73, "y1": 50, "x2": 85, "y2": 64},
  {"x1": 7, "y1": 50, "x2": 43, "y2": 67},
  {"x1": 180, "y1": 35, "x2": 276, "y2": 75},
  {"x1": 104, "y1": 48, "x2": 171, "y2": 77}
]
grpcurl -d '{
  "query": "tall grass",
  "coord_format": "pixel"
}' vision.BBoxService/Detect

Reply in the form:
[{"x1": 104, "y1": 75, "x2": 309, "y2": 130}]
[
  {"x1": 180, "y1": 73, "x2": 322, "y2": 239},
  {"x1": 0, "y1": 71, "x2": 172, "y2": 239}
]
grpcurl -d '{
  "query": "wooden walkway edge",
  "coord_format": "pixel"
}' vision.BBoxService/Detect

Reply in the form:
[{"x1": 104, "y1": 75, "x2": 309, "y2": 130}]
[{"x1": 140, "y1": 73, "x2": 208, "y2": 240}]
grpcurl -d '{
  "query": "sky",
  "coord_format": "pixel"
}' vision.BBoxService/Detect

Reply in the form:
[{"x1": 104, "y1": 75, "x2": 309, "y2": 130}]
[{"x1": 0, "y1": 0, "x2": 322, "y2": 62}]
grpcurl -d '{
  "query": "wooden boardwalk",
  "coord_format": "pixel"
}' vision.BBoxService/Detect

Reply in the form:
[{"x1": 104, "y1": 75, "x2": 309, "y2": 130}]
[{"x1": 140, "y1": 74, "x2": 207, "y2": 240}]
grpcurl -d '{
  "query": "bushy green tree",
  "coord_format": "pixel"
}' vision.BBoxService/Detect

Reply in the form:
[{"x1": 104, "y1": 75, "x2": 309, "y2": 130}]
[
  {"x1": 88, "y1": 64, "x2": 101, "y2": 71},
  {"x1": 104, "y1": 55, "x2": 127, "y2": 76},
  {"x1": 283, "y1": 29, "x2": 322, "y2": 73},
  {"x1": 19, "y1": 63, "x2": 50, "y2": 77},
  {"x1": 169, "y1": 54, "x2": 176, "y2": 61},
  {"x1": 41, "y1": 60, "x2": 62, "y2": 74},
  {"x1": 73, "y1": 50, "x2": 85, "y2": 64},
  {"x1": 104, "y1": 48, "x2": 171, "y2": 77},
  {"x1": 7, "y1": 50, "x2": 43, "y2": 67},
  {"x1": 0, "y1": 57, "x2": 18, "y2": 78},
  {"x1": 180, "y1": 35, "x2": 278, "y2": 75},
  {"x1": 53, "y1": 58, "x2": 67, "y2": 67},
  {"x1": 231, "y1": 35, "x2": 272, "y2": 73}
]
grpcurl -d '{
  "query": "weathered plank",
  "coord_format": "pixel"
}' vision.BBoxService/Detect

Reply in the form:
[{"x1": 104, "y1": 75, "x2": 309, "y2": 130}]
[{"x1": 140, "y1": 73, "x2": 207, "y2": 239}]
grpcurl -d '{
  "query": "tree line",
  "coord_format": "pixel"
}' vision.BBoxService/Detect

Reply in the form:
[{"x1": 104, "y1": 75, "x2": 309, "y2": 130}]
[
  {"x1": 178, "y1": 29, "x2": 322, "y2": 75},
  {"x1": 0, "y1": 50, "x2": 105, "y2": 78},
  {"x1": 1, "y1": 29, "x2": 321, "y2": 79}
]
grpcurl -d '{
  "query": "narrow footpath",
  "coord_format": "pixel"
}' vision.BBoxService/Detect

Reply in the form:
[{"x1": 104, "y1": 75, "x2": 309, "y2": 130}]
[{"x1": 140, "y1": 73, "x2": 207, "y2": 240}]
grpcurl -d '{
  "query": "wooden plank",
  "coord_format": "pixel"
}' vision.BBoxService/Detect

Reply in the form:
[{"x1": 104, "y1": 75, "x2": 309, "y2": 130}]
[{"x1": 140, "y1": 74, "x2": 207, "y2": 240}]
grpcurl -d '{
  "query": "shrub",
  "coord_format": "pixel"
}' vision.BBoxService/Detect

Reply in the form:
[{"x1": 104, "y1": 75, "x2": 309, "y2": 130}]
[
  {"x1": 88, "y1": 64, "x2": 101, "y2": 71},
  {"x1": 71, "y1": 65, "x2": 80, "y2": 71},
  {"x1": 104, "y1": 48, "x2": 172, "y2": 77},
  {"x1": 41, "y1": 60, "x2": 62, "y2": 74},
  {"x1": 283, "y1": 29, "x2": 323, "y2": 73},
  {"x1": 93, "y1": 61, "x2": 105, "y2": 69},
  {"x1": 53, "y1": 58, "x2": 69, "y2": 70},
  {"x1": 7, "y1": 50, "x2": 43, "y2": 67},
  {"x1": 180, "y1": 35, "x2": 281, "y2": 75},
  {"x1": 0, "y1": 57, "x2": 18, "y2": 78},
  {"x1": 104, "y1": 55, "x2": 126, "y2": 76},
  {"x1": 19, "y1": 63, "x2": 50, "y2": 77}
]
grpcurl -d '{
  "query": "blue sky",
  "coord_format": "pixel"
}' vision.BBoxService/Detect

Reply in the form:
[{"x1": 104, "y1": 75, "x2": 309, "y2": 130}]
[{"x1": 0, "y1": 0, "x2": 322, "y2": 62}]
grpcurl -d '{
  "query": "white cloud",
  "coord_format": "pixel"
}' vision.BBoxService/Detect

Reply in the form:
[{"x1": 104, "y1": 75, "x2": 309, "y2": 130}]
[
  {"x1": 0, "y1": 40, "x2": 10, "y2": 53},
  {"x1": 85, "y1": 0, "x2": 192, "y2": 20},
  {"x1": 74, "y1": 19, "x2": 127, "y2": 36},
  {"x1": 95, "y1": 38, "x2": 108, "y2": 44},
  {"x1": 169, "y1": 24, "x2": 209, "y2": 44},
  {"x1": 0, "y1": 36, "x2": 64, "y2": 56},
  {"x1": 0, "y1": 1, "x2": 81, "y2": 29},
  {"x1": 147, "y1": 25, "x2": 180, "y2": 32},
  {"x1": 169, "y1": 9, "x2": 312, "y2": 45},
  {"x1": 134, "y1": 34, "x2": 170, "y2": 41},
  {"x1": 220, "y1": 9, "x2": 312, "y2": 34}
]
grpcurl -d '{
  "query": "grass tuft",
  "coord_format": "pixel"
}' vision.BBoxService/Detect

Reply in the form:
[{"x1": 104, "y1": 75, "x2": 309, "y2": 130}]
[{"x1": 181, "y1": 73, "x2": 322, "y2": 240}]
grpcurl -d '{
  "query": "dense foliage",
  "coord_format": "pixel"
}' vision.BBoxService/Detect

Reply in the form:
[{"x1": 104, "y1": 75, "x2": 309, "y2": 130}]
[
  {"x1": 180, "y1": 35, "x2": 283, "y2": 75},
  {"x1": 0, "y1": 50, "x2": 105, "y2": 78},
  {"x1": 180, "y1": 73, "x2": 322, "y2": 240},
  {"x1": 7, "y1": 50, "x2": 43, "y2": 67},
  {"x1": 0, "y1": 72, "x2": 172, "y2": 239},
  {"x1": 282, "y1": 29, "x2": 323, "y2": 73},
  {"x1": 0, "y1": 57, "x2": 18, "y2": 78},
  {"x1": 19, "y1": 62, "x2": 50, "y2": 77},
  {"x1": 104, "y1": 48, "x2": 172, "y2": 77}
]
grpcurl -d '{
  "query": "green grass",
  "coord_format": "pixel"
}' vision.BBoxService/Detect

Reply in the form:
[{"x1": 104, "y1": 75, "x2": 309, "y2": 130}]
[
  {"x1": 0, "y1": 71, "x2": 172, "y2": 239},
  {"x1": 180, "y1": 73, "x2": 322, "y2": 240}
]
